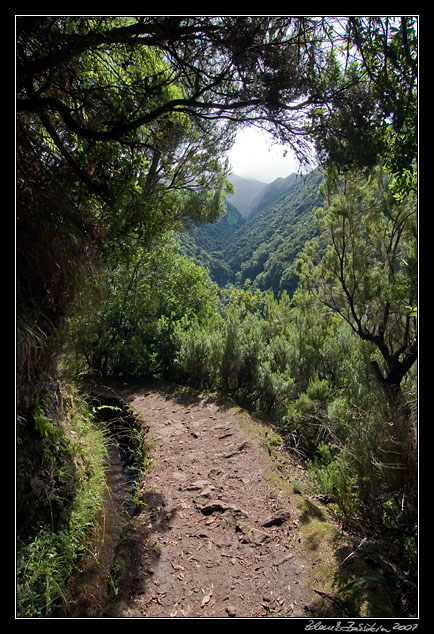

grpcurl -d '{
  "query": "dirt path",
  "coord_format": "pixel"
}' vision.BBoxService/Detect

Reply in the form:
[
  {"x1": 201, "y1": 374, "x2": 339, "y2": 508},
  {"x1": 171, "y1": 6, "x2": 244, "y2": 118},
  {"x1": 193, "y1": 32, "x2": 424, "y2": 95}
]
[{"x1": 101, "y1": 382, "x2": 330, "y2": 619}]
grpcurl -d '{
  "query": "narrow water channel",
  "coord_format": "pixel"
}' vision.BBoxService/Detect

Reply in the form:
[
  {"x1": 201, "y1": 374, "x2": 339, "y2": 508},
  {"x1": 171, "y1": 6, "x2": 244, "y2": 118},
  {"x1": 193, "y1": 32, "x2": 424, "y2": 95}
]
[
  {"x1": 61, "y1": 391, "x2": 144, "y2": 617},
  {"x1": 60, "y1": 443, "x2": 129, "y2": 617}
]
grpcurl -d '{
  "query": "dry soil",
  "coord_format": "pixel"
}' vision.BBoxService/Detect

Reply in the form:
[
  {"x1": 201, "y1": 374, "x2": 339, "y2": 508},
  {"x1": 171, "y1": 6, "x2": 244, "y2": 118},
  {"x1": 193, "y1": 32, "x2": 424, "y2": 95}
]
[{"x1": 99, "y1": 382, "x2": 331, "y2": 619}]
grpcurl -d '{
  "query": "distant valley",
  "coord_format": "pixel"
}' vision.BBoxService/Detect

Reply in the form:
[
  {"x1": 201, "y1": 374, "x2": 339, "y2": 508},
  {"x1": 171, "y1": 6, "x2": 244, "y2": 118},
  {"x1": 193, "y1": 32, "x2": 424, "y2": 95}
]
[
  {"x1": 180, "y1": 167, "x2": 324, "y2": 298},
  {"x1": 226, "y1": 174, "x2": 267, "y2": 218}
]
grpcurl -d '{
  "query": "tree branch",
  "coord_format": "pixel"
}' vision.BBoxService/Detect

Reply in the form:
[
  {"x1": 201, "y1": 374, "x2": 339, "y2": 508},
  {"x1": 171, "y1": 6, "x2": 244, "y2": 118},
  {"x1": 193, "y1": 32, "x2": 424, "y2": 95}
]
[{"x1": 38, "y1": 109, "x2": 108, "y2": 200}]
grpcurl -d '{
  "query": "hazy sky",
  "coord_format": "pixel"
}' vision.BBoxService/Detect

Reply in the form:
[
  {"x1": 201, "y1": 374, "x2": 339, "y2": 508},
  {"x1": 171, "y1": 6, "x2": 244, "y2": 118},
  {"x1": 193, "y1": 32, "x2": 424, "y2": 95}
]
[{"x1": 227, "y1": 127, "x2": 301, "y2": 183}]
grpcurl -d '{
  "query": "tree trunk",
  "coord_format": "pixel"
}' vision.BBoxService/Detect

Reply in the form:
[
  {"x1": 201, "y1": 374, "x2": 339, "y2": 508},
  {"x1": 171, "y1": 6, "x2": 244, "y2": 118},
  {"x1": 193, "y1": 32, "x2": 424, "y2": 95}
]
[{"x1": 370, "y1": 359, "x2": 417, "y2": 509}]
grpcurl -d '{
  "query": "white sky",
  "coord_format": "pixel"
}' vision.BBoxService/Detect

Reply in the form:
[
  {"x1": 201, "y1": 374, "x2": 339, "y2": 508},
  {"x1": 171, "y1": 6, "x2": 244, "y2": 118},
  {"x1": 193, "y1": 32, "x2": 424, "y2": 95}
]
[{"x1": 227, "y1": 127, "x2": 301, "y2": 183}]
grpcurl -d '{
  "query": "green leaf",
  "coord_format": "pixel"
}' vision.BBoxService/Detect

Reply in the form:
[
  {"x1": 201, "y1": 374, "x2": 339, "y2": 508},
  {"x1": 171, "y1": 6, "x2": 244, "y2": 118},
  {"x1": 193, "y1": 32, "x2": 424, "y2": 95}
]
[
  {"x1": 405, "y1": 305, "x2": 417, "y2": 318},
  {"x1": 337, "y1": 572, "x2": 389, "y2": 594},
  {"x1": 92, "y1": 404, "x2": 122, "y2": 414}
]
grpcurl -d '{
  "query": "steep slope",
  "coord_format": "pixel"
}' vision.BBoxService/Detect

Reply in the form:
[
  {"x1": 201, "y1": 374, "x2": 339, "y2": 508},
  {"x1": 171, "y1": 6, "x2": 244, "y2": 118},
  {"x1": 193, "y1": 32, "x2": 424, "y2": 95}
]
[
  {"x1": 248, "y1": 172, "x2": 299, "y2": 219},
  {"x1": 180, "y1": 202, "x2": 245, "y2": 286},
  {"x1": 225, "y1": 168, "x2": 323, "y2": 297},
  {"x1": 227, "y1": 174, "x2": 267, "y2": 218},
  {"x1": 180, "y1": 167, "x2": 323, "y2": 298}
]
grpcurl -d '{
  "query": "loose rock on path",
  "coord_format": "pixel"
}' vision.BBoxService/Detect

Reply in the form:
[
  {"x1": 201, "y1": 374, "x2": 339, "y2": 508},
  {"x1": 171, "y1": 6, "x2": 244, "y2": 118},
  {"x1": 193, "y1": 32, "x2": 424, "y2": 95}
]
[{"x1": 102, "y1": 383, "x2": 321, "y2": 619}]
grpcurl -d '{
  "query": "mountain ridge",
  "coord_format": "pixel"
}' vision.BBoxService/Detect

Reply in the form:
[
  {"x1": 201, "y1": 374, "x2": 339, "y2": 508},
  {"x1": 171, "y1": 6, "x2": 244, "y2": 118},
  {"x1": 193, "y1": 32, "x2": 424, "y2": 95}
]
[
  {"x1": 224, "y1": 168, "x2": 323, "y2": 296},
  {"x1": 247, "y1": 172, "x2": 299, "y2": 219},
  {"x1": 227, "y1": 174, "x2": 267, "y2": 218},
  {"x1": 180, "y1": 167, "x2": 324, "y2": 296}
]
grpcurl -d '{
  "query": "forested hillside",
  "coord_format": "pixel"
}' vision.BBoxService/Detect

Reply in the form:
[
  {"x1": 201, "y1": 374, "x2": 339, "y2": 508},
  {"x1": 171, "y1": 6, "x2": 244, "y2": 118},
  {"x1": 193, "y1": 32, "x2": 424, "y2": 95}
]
[
  {"x1": 248, "y1": 172, "x2": 299, "y2": 219},
  {"x1": 181, "y1": 168, "x2": 323, "y2": 296},
  {"x1": 180, "y1": 201, "x2": 245, "y2": 286},
  {"x1": 16, "y1": 16, "x2": 417, "y2": 619},
  {"x1": 226, "y1": 168, "x2": 323, "y2": 296}
]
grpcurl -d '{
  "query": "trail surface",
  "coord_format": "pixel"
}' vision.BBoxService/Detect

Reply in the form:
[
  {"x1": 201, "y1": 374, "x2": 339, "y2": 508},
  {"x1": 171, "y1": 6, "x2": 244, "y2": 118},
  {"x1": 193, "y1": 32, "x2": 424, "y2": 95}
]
[{"x1": 102, "y1": 382, "x2": 325, "y2": 619}]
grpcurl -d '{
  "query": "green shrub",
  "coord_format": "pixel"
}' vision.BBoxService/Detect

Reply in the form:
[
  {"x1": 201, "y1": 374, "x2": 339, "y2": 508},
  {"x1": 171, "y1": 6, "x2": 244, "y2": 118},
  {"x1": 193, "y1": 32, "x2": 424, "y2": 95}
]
[
  {"x1": 173, "y1": 317, "x2": 223, "y2": 387},
  {"x1": 306, "y1": 376, "x2": 331, "y2": 401},
  {"x1": 307, "y1": 442, "x2": 360, "y2": 519},
  {"x1": 256, "y1": 360, "x2": 295, "y2": 415},
  {"x1": 66, "y1": 233, "x2": 220, "y2": 379}
]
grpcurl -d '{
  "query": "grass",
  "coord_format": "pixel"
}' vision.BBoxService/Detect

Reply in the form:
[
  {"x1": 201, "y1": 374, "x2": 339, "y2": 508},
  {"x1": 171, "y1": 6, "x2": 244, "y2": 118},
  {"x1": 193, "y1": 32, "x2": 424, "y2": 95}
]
[{"x1": 16, "y1": 385, "x2": 108, "y2": 618}]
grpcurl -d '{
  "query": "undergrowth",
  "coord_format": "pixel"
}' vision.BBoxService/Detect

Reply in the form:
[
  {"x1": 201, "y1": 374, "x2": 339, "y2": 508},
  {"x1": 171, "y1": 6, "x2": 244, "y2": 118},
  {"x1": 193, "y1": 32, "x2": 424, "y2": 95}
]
[{"x1": 16, "y1": 385, "x2": 108, "y2": 618}]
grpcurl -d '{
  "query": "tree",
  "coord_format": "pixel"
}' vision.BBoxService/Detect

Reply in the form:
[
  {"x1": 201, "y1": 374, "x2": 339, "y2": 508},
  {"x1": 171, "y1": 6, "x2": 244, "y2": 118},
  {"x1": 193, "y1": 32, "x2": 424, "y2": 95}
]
[
  {"x1": 16, "y1": 17, "x2": 336, "y2": 164},
  {"x1": 309, "y1": 17, "x2": 417, "y2": 196},
  {"x1": 347, "y1": 17, "x2": 417, "y2": 181},
  {"x1": 17, "y1": 16, "x2": 417, "y2": 411},
  {"x1": 17, "y1": 15, "x2": 418, "y2": 255},
  {"x1": 67, "y1": 233, "x2": 219, "y2": 378},
  {"x1": 16, "y1": 16, "x2": 235, "y2": 410},
  {"x1": 297, "y1": 165, "x2": 417, "y2": 409}
]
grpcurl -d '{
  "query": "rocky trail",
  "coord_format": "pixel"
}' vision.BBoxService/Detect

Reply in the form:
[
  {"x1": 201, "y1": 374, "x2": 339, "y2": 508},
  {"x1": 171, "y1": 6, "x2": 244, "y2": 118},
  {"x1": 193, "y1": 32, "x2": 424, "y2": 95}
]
[
  {"x1": 70, "y1": 381, "x2": 355, "y2": 619},
  {"x1": 86, "y1": 381, "x2": 345, "y2": 620}
]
